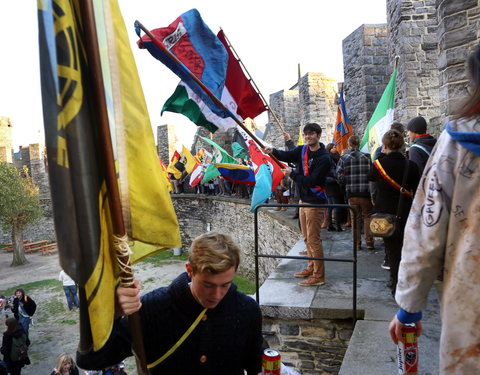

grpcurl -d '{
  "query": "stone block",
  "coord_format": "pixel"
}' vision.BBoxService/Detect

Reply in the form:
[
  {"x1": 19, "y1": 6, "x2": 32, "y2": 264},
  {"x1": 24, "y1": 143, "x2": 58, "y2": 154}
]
[
  {"x1": 443, "y1": 12, "x2": 468, "y2": 31},
  {"x1": 438, "y1": 0, "x2": 477, "y2": 19},
  {"x1": 284, "y1": 339, "x2": 322, "y2": 351},
  {"x1": 279, "y1": 324, "x2": 300, "y2": 336},
  {"x1": 421, "y1": 42, "x2": 438, "y2": 51},
  {"x1": 298, "y1": 353, "x2": 314, "y2": 361},
  {"x1": 338, "y1": 328, "x2": 354, "y2": 340},
  {"x1": 440, "y1": 24, "x2": 477, "y2": 50}
]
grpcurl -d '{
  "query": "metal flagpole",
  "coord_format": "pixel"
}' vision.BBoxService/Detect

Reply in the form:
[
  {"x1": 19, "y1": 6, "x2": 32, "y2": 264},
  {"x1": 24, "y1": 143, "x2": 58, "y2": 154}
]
[{"x1": 219, "y1": 28, "x2": 286, "y2": 133}]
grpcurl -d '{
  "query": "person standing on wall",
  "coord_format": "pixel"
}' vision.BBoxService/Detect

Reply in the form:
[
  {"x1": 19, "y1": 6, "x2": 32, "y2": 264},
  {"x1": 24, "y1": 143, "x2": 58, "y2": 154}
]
[
  {"x1": 406, "y1": 116, "x2": 437, "y2": 175},
  {"x1": 264, "y1": 123, "x2": 331, "y2": 286}
]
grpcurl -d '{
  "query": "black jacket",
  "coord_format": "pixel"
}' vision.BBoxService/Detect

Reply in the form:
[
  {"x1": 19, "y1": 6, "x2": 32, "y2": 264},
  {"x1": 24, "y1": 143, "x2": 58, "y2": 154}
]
[
  {"x1": 272, "y1": 144, "x2": 331, "y2": 203},
  {"x1": 1, "y1": 326, "x2": 28, "y2": 368},
  {"x1": 369, "y1": 151, "x2": 420, "y2": 220},
  {"x1": 12, "y1": 296, "x2": 36, "y2": 320},
  {"x1": 408, "y1": 135, "x2": 437, "y2": 175},
  {"x1": 77, "y1": 273, "x2": 263, "y2": 375}
]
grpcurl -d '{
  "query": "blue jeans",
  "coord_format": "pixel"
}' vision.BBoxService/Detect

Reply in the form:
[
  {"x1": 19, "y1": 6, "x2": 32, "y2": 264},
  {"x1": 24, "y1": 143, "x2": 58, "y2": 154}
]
[
  {"x1": 63, "y1": 285, "x2": 80, "y2": 310},
  {"x1": 18, "y1": 315, "x2": 31, "y2": 338}
]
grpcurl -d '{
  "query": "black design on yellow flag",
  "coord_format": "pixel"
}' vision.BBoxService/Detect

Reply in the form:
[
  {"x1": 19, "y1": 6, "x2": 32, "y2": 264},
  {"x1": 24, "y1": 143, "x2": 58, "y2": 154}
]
[{"x1": 38, "y1": 0, "x2": 180, "y2": 353}]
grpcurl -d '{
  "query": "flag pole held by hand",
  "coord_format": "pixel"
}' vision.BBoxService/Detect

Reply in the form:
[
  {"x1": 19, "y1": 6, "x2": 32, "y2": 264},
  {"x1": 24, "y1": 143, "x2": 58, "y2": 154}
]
[{"x1": 135, "y1": 20, "x2": 284, "y2": 168}]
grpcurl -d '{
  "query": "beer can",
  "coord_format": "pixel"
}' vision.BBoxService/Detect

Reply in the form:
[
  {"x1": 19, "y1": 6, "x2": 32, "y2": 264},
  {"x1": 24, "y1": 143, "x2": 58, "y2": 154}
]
[
  {"x1": 397, "y1": 324, "x2": 418, "y2": 375},
  {"x1": 262, "y1": 348, "x2": 281, "y2": 375}
]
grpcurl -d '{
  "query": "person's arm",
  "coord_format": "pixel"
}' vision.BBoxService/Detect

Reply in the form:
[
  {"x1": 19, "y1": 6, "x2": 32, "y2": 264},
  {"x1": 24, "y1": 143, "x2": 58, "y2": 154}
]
[
  {"x1": 76, "y1": 317, "x2": 133, "y2": 370},
  {"x1": 0, "y1": 334, "x2": 12, "y2": 360},
  {"x1": 244, "y1": 302, "x2": 263, "y2": 375},
  {"x1": 76, "y1": 280, "x2": 143, "y2": 369},
  {"x1": 392, "y1": 131, "x2": 452, "y2": 339},
  {"x1": 265, "y1": 146, "x2": 300, "y2": 164}
]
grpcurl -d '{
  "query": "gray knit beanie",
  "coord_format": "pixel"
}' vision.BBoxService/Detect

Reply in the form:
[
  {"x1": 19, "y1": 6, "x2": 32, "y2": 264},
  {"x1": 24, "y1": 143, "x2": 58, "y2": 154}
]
[{"x1": 406, "y1": 116, "x2": 427, "y2": 134}]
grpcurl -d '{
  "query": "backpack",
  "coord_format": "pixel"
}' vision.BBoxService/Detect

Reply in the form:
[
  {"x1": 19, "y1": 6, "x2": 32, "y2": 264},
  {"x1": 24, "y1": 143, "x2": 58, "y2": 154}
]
[{"x1": 10, "y1": 333, "x2": 28, "y2": 362}]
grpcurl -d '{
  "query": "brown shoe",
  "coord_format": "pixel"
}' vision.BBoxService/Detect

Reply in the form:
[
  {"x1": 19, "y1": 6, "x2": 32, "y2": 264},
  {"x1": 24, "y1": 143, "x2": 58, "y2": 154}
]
[
  {"x1": 294, "y1": 269, "x2": 312, "y2": 278},
  {"x1": 299, "y1": 250, "x2": 308, "y2": 255},
  {"x1": 299, "y1": 277, "x2": 326, "y2": 286},
  {"x1": 366, "y1": 242, "x2": 375, "y2": 250}
]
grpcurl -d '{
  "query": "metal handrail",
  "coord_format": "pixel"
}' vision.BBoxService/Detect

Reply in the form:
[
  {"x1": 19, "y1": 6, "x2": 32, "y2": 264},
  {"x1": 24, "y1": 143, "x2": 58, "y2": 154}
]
[{"x1": 253, "y1": 203, "x2": 359, "y2": 327}]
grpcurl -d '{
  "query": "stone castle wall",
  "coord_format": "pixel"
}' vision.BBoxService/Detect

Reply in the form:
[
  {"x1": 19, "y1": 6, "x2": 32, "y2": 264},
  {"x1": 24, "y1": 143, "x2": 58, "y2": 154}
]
[
  {"x1": 265, "y1": 73, "x2": 338, "y2": 147},
  {"x1": 437, "y1": 0, "x2": 480, "y2": 126},
  {"x1": 263, "y1": 317, "x2": 351, "y2": 375},
  {"x1": 171, "y1": 195, "x2": 301, "y2": 283},
  {"x1": 387, "y1": 0, "x2": 441, "y2": 134},
  {"x1": 156, "y1": 124, "x2": 179, "y2": 163},
  {"x1": 264, "y1": 89, "x2": 300, "y2": 148},
  {"x1": 299, "y1": 73, "x2": 339, "y2": 144},
  {"x1": 342, "y1": 24, "x2": 390, "y2": 136}
]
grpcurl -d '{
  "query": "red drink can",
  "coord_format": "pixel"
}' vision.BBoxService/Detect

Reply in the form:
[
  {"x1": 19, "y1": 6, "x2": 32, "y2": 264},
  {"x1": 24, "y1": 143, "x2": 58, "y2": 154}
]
[
  {"x1": 262, "y1": 348, "x2": 281, "y2": 375},
  {"x1": 397, "y1": 324, "x2": 418, "y2": 374}
]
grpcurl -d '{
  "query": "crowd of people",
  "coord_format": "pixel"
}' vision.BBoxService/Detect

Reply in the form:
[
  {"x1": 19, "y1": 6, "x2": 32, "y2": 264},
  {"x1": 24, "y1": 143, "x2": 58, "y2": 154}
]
[{"x1": 1, "y1": 42, "x2": 478, "y2": 375}]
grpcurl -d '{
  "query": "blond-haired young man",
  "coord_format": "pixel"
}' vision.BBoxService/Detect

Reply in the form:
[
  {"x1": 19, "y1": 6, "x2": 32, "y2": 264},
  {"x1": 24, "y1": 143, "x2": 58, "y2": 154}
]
[{"x1": 77, "y1": 232, "x2": 263, "y2": 375}]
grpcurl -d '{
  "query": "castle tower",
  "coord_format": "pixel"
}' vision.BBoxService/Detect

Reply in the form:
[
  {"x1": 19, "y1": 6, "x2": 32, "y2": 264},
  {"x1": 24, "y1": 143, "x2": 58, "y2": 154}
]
[
  {"x1": 387, "y1": 0, "x2": 441, "y2": 133},
  {"x1": 343, "y1": 24, "x2": 390, "y2": 136},
  {"x1": 298, "y1": 73, "x2": 338, "y2": 144},
  {"x1": 264, "y1": 88, "x2": 300, "y2": 148},
  {"x1": 0, "y1": 116, "x2": 13, "y2": 163},
  {"x1": 156, "y1": 124, "x2": 179, "y2": 163},
  {"x1": 264, "y1": 72, "x2": 338, "y2": 148}
]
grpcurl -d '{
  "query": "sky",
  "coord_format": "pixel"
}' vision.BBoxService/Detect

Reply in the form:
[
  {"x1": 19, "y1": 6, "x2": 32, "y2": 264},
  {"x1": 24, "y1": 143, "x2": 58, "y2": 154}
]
[{"x1": 0, "y1": 0, "x2": 387, "y2": 150}]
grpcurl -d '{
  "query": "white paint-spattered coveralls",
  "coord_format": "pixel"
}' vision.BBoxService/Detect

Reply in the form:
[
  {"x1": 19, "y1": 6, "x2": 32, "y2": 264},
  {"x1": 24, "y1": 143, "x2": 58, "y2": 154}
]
[{"x1": 396, "y1": 116, "x2": 480, "y2": 374}]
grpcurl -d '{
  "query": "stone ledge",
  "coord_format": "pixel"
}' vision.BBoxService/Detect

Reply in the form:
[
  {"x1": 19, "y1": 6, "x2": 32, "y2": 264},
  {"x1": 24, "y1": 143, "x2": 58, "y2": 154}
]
[{"x1": 339, "y1": 320, "x2": 440, "y2": 375}]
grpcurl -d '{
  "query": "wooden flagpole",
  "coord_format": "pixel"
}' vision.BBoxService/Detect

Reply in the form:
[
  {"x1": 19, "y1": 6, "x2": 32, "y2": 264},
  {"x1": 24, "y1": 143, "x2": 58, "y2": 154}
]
[
  {"x1": 81, "y1": 2, "x2": 149, "y2": 374},
  {"x1": 135, "y1": 20, "x2": 284, "y2": 169},
  {"x1": 219, "y1": 28, "x2": 285, "y2": 133}
]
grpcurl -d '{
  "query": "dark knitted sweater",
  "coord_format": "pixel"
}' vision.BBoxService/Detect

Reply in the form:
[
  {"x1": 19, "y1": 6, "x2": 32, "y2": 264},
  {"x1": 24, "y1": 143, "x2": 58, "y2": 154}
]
[{"x1": 77, "y1": 273, "x2": 262, "y2": 375}]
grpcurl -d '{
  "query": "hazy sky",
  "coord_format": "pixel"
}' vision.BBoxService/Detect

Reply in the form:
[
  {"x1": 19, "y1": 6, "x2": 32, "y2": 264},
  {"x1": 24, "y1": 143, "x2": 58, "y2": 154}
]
[{"x1": 0, "y1": 0, "x2": 387, "y2": 150}]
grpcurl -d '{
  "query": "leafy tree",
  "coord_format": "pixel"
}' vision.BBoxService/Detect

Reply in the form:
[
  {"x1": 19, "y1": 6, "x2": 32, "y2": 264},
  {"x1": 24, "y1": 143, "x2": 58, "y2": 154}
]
[{"x1": 0, "y1": 163, "x2": 42, "y2": 266}]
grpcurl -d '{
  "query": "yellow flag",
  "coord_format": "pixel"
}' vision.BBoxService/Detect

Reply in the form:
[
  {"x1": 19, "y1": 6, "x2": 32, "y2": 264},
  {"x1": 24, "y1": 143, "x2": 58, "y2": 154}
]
[
  {"x1": 297, "y1": 127, "x2": 304, "y2": 145},
  {"x1": 166, "y1": 151, "x2": 183, "y2": 179},
  {"x1": 181, "y1": 145, "x2": 198, "y2": 174}
]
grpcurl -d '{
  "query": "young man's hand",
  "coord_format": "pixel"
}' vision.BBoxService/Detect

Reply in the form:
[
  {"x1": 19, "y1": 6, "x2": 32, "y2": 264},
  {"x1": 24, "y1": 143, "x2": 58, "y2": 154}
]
[
  {"x1": 282, "y1": 131, "x2": 291, "y2": 142},
  {"x1": 388, "y1": 314, "x2": 423, "y2": 344},
  {"x1": 115, "y1": 279, "x2": 142, "y2": 317}
]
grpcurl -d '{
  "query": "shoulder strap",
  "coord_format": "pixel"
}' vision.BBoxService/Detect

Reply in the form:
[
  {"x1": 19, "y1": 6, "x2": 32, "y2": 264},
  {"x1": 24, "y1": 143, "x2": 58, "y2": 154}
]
[
  {"x1": 396, "y1": 159, "x2": 411, "y2": 219},
  {"x1": 147, "y1": 308, "x2": 207, "y2": 369},
  {"x1": 373, "y1": 159, "x2": 413, "y2": 198},
  {"x1": 410, "y1": 143, "x2": 431, "y2": 156}
]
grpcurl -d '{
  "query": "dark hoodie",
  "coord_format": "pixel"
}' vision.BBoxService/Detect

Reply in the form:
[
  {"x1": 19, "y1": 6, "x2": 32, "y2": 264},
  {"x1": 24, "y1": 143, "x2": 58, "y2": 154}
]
[
  {"x1": 272, "y1": 144, "x2": 331, "y2": 203},
  {"x1": 408, "y1": 134, "x2": 437, "y2": 175}
]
